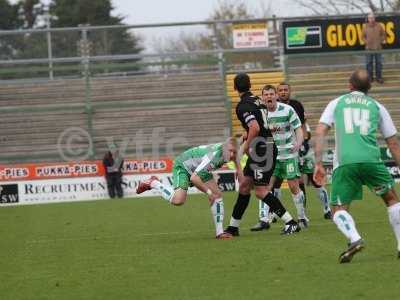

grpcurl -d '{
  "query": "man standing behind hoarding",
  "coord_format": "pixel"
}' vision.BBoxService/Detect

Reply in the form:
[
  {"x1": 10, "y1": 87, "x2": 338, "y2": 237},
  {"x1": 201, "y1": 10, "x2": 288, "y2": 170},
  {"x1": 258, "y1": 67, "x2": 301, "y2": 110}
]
[
  {"x1": 103, "y1": 145, "x2": 124, "y2": 199},
  {"x1": 362, "y1": 13, "x2": 386, "y2": 84}
]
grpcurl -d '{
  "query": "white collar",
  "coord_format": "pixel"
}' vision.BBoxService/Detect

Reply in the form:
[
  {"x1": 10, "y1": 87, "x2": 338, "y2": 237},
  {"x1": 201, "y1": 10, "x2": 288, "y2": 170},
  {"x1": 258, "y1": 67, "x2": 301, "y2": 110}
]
[{"x1": 350, "y1": 91, "x2": 365, "y2": 95}]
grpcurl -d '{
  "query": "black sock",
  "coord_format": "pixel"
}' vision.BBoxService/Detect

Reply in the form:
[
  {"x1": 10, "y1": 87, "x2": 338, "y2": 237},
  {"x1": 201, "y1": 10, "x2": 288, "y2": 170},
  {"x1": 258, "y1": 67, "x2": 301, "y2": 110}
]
[
  {"x1": 231, "y1": 193, "x2": 251, "y2": 221},
  {"x1": 261, "y1": 192, "x2": 287, "y2": 218},
  {"x1": 299, "y1": 182, "x2": 307, "y2": 208},
  {"x1": 263, "y1": 193, "x2": 296, "y2": 225}
]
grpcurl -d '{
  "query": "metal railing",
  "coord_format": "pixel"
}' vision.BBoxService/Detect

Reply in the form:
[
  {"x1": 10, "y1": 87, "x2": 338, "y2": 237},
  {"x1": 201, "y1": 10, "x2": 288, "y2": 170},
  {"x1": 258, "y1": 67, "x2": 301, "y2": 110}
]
[
  {"x1": 1, "y1": 13, "x2": 400, "y2": 163},
  {"x1": 1, "y1": 11, "x2": 399, "y2": 78}
]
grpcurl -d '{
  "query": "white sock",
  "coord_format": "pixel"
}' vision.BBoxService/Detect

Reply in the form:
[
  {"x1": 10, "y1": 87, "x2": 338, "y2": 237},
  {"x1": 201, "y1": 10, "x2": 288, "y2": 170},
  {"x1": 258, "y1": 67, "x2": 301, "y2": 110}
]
[
  {"x1": 317, "y1": 187, "x2": 331, "y2": 213},
  {"x1": 274, "y1": 188, "x2": 281, "y2": 200},
  {"x1": 333, "y1": 210, "x2": 362, "y2": 243},
  {"x1": 229, "y1": 217, "x2": 241, "y2": 228},
  {"x1": 150, "y1": 180, "x2": 174, "y2": 202},
  {"x1": 388, "y1": 202, "x2": 400, "y2": 251},
  {"x1": 292, "y1": 191, "x2": 306, "y2": 219},
  {"x1": 259, "y1": 200, "x2": 270, "y2": 223},
  {"x1": 281, "y1": 212, "x2": 293, "y2": 224},
  {"x1": 269, "y1": 212, "x2": 278, "y2": 222},
  {"x1": 211, "y1": 198, "x2": 224, "y2": 236}
]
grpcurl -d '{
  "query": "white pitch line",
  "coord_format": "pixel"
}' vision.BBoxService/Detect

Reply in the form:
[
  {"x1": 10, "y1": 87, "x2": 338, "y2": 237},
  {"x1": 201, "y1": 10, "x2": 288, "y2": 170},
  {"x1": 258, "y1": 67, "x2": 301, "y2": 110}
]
[
  {"x1": 25, "y1": 230, "x2": 206, "y2": 244},
  {"x1": 24, "y1": 219, "x2": 384, "y2": 245}
]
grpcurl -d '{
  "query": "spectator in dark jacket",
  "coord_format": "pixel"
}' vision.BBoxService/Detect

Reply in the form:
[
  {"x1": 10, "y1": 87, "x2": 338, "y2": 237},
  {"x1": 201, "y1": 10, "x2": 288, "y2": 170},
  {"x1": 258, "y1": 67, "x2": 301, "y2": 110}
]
[
  {"x1": 362, "y1": 13, "x2": 386, "y2": 83},
  {"x1": 103, "y1": 145, "x2": 124, "y2": 198}
]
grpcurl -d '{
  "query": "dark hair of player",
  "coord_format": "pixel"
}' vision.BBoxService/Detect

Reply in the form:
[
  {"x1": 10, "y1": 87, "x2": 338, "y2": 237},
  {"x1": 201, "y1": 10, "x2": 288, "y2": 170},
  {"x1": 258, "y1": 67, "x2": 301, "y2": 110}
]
[
  {"x1": 278, "y1": 82, "x2": 290, "y2": 88},
  {"x1": 233, "y1": 73, "x2": 251, "y2": 93},
  {"x1": 262, "y1": 84, "x2": 276, "y2": 94},
  {"x1": 349, "y1": 69, "x2": 371, "y2": 94}
]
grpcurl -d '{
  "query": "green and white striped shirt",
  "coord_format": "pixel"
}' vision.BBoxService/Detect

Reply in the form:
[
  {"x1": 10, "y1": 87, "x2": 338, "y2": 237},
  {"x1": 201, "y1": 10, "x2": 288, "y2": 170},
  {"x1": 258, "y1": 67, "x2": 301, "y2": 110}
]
[
  {"x1": 267, "y1": 102, "x2": 302, "y2": 160},
  {"x1": 176, "y1": 143, "x2": 225, "y2": 175}
]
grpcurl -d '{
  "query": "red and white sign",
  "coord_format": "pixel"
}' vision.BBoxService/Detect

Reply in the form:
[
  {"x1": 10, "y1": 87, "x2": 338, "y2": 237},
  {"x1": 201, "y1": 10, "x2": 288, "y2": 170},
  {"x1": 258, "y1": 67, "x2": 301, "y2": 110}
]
[
  {"x1": 0, "y1": 157, "x2": 241, "y2": 206},
  {"x1": 233, "y1": 23, "x2": 269, "y2": 48},
  {"x1": 0, "y1": 158, "x2": 173, "y2": 182}
]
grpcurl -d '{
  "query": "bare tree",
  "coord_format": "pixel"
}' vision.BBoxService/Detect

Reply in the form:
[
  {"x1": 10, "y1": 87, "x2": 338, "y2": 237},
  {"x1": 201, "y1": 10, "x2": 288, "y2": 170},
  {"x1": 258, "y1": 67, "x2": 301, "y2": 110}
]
[
  {"x1": 150, "y1": 0, "x2": 277, "y2": 71},
  {"x1": 296, "y1": 0, "x2": 400, "y2": 14},
  {"x1": 153, "y1": 0, "x2": 273, "y2": 53}
]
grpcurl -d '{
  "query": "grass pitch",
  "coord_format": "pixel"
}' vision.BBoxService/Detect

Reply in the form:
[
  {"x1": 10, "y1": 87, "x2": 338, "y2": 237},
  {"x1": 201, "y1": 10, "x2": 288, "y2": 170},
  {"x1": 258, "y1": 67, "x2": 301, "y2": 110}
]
[{"x1": 1, "y1": 185, "x2": 400, "y2": 300}]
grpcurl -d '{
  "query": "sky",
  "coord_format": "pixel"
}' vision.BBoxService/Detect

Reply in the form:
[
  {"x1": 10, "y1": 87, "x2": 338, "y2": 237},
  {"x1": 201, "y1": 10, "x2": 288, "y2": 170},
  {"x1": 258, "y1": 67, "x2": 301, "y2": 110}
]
[
  {"x1": 10, "y1": 0, "x2": 310, "y2": 52},
  {"x1": 108, "y1": 0, "x2": 309, "y2": 51},
  {"x1": 12, "y1": 0, "x2": 308, "y2": 22},
  {"x1": 111, "y1": 0, "x2": 307, "y2": 24}
]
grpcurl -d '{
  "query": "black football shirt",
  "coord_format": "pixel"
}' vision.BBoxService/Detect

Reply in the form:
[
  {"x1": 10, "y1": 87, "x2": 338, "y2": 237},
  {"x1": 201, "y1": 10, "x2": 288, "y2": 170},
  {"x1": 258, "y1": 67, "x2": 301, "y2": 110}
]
[{"x1": 236, "y1": 91, "x2": 272, "y2": 138}]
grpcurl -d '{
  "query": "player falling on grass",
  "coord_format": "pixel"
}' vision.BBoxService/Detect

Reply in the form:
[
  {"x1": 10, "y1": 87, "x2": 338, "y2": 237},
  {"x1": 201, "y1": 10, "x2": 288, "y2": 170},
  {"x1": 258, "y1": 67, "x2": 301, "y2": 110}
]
[
  {"x1": 136, "y1": 138, "x2": 238, "y2": 240},
  {"x1": 314, "y1": 69, "x2": 400, "y2": 263},
  {"x1": 261, "y1": 85, "x2": 309, "y2": 228},
  {"x1": 225, "y1": 73, "x2": 300, "y2": 236}
]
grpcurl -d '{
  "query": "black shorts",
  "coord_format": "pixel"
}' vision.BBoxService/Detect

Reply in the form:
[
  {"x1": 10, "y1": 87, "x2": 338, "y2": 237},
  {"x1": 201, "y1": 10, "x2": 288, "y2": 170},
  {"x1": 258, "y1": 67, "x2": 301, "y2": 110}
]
[{"x1": 243, "y1": 142, "x2": 277, "y2": 186}]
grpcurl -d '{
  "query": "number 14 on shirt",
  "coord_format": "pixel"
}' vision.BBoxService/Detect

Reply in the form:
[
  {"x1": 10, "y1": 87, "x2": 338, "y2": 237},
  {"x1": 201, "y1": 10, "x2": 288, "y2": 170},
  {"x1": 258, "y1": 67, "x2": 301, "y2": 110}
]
[{"x1": 343, "y1": 108, "x2": 371, "y2": 135}]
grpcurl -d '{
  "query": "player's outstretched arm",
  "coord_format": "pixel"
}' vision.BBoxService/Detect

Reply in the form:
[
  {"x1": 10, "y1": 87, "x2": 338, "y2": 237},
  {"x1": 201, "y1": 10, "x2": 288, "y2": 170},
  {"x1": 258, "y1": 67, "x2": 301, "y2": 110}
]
[{"x1": 386, "y1": 135, "x2": 400, "y2": 167}]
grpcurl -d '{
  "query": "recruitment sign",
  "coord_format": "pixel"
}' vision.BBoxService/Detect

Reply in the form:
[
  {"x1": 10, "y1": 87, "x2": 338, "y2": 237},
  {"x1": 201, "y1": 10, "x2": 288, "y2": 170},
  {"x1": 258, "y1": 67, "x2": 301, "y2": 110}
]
[
  {"x1": 283, "y1": 15, "x2": 400, "y2": 54},
  {"x1": 0, "y1": 159, "x2": 236, "y2": 206}
]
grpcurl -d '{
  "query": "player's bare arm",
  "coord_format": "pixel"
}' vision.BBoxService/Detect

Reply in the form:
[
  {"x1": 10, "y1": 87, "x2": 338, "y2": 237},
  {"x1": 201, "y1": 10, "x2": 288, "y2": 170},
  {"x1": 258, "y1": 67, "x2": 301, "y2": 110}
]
[
  {"x1": 241, "y1": 131, "x2": 248, "y2": 143},
  {"x1": 190, "y1": 173, "x2": 211, "y2": 193},
  {"x1": 243, "y1": 119, "x2": 260, "y2": 154},
  {"x1": 235, "y1": 145, "x2": 245, "y2": 183},
  {"x1": 386, "y1": 135, "x2": 400, "y2": 167},
  {"x1": 190, "y1": 173, "x2": 219, "y2": 203},
  {"x1": 313, "y1": 123, "x2": 330, "y2": 186},
  {"x1": 293, "y1": 126, "x2": 304, "y2": 152}
]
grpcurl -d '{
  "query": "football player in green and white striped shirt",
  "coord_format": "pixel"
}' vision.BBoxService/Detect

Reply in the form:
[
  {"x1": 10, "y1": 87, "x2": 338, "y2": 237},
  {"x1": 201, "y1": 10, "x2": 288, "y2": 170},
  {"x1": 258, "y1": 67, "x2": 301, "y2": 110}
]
[
  {"x1": 262, "y1": 85, "x2": 309, "y2": 228},
  {"x1": 314, "y1": 69, "x2": 400, "y2": 263},
  {"x1": 137, "y1": 138, "x2": 239, "y2": 240}
]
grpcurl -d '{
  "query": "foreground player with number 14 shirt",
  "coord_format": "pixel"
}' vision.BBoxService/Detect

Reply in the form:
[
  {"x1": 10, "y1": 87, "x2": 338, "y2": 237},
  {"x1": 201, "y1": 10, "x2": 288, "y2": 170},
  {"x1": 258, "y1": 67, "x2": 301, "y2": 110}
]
[{"x1": 314, "y1": 69, "x2": 400, "y2": 263}]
